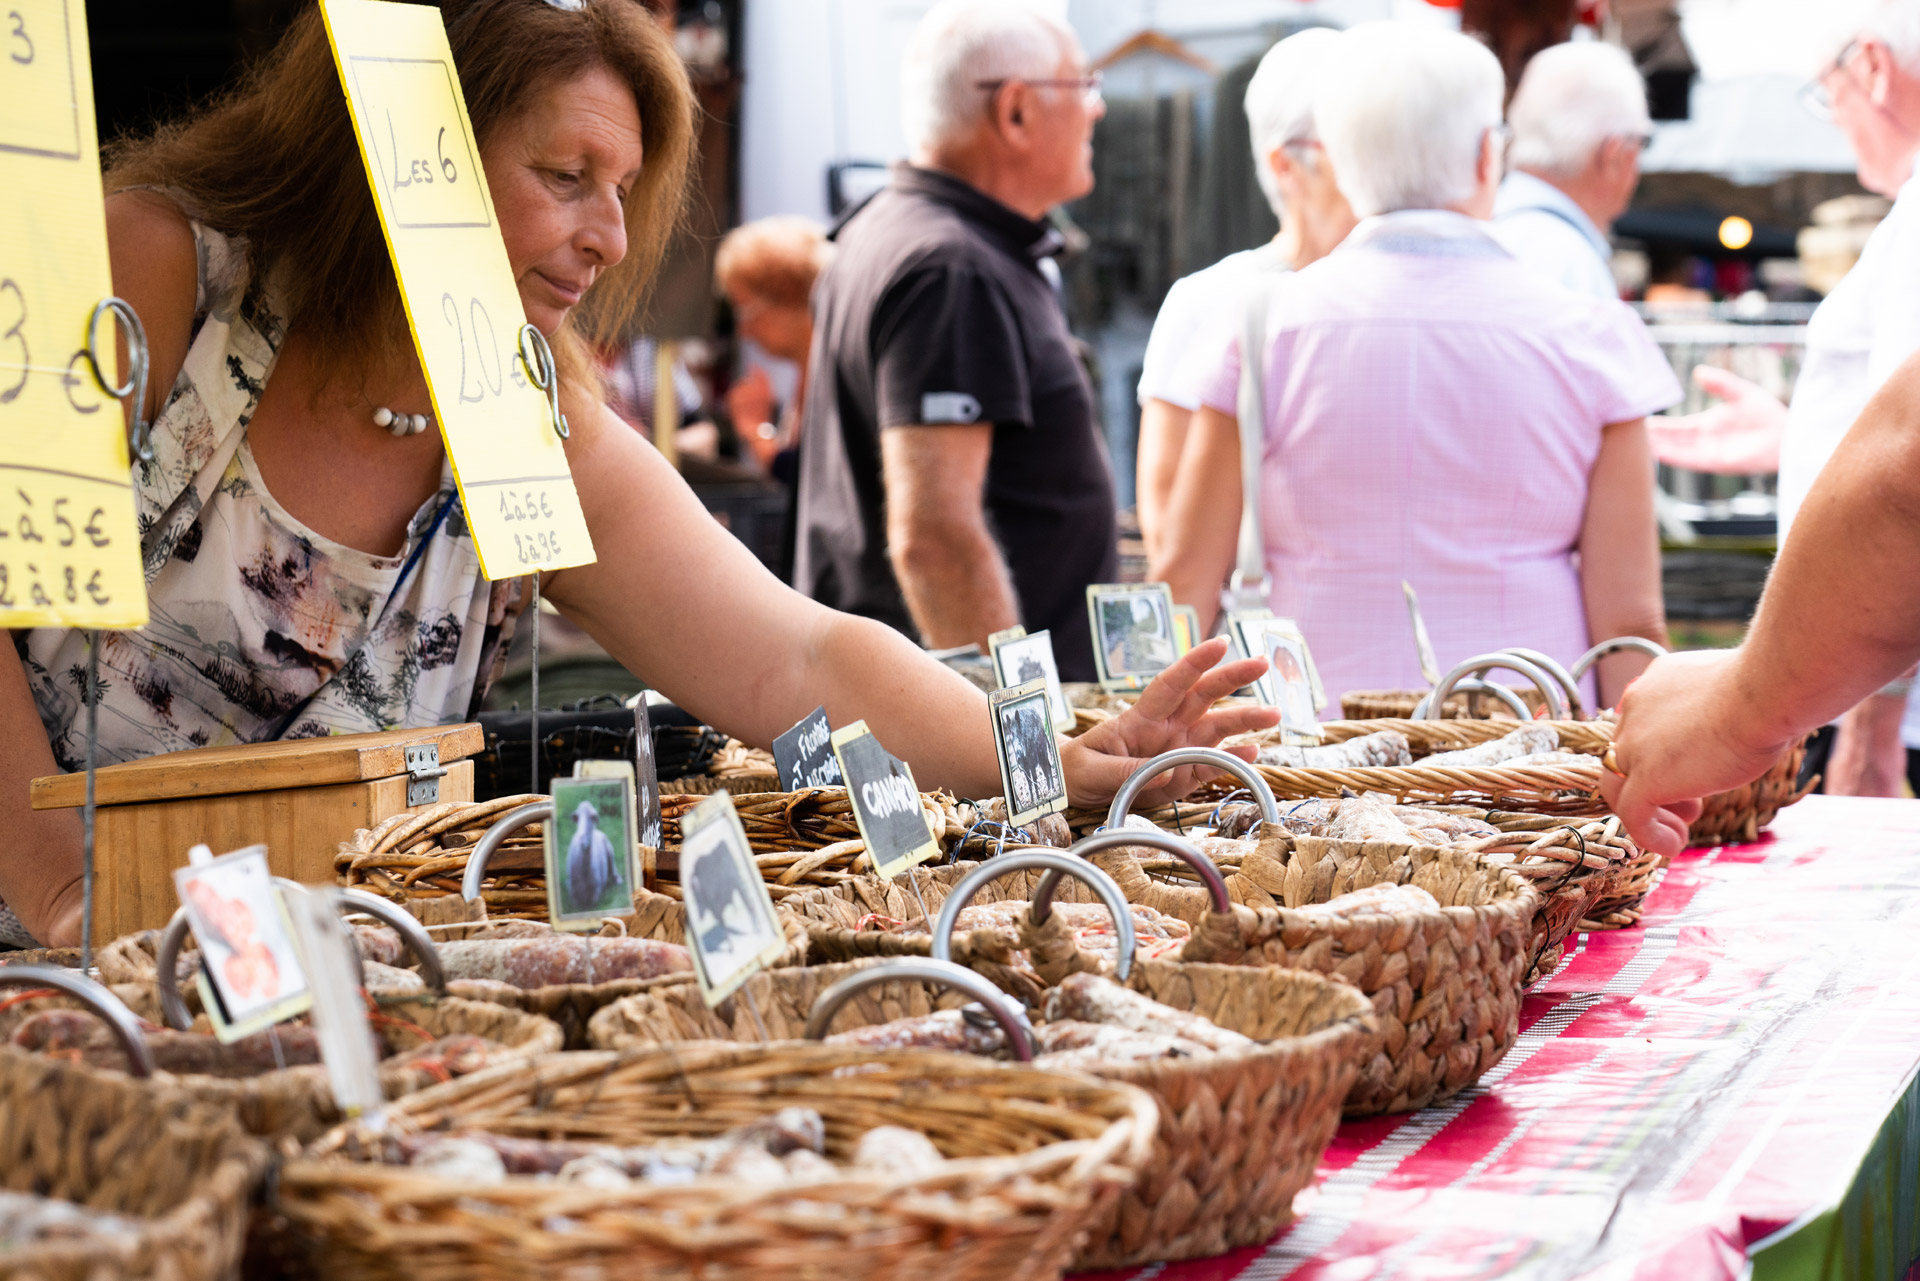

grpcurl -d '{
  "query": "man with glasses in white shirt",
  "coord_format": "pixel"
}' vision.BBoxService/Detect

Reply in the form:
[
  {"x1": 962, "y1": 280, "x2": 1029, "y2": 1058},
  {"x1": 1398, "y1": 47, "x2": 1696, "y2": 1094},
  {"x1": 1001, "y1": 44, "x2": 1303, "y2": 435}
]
[{"x1": 1493, "y1": 40, "x2": 1651, "y2": 300}]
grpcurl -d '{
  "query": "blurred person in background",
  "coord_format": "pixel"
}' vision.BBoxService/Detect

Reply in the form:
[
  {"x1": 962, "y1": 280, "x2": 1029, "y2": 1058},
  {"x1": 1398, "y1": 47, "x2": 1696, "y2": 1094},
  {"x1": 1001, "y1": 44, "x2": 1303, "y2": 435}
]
[
  {"x1": 1651, "y1": 0, "x2": 1920, "y2": 796},
  {"x1": 715, "y1": 215, "x2": 829, "y2": 483},
  {"x1": 795, "y1": 0, "x2": 1117, "y2": 680},
  {"x1": 1492, "y1": 40, "x2": 1649, "y2": 300},
  {"x1": 1154, "y1": 22, "x2": 1680, "y2": 710},
  {"x1": 1133, "y1": 28, "x2": 1356, "y2": 564}
]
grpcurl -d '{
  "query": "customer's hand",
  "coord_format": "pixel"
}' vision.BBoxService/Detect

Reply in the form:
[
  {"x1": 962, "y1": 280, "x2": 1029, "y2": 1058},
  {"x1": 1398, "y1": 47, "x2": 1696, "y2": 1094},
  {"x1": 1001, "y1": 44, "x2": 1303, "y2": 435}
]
[
  {"x1": 1058, "y1": 637, "x2": 1279, "y2": 808},
  {"x1": 1647, "y1": 367, "x2": 1787, "y2": 474},
  {"x1": 1600, "y1": 648, "x2": 1787, "y2": 856}
]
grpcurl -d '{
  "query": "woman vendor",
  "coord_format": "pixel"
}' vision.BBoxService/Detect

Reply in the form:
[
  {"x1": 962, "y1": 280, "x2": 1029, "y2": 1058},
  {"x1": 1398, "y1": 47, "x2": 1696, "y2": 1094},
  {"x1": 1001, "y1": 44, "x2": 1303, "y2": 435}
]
[{"x1": 0, "y1": 0, "x2": 1276, "y2": 947}]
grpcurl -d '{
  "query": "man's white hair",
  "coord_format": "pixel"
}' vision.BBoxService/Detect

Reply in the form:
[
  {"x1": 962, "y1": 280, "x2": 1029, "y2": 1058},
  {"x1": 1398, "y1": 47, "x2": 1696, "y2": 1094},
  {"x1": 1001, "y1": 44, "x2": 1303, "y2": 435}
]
[
  {"x1": 1244, "y1": 28, "x2": 1342, "y2": 220},
  {"x1": 1863, "y1": 0, "x2": 1920, "y2": 77},
  {"x1": 1507, "y1": 42, "x2": 1649, "y2": 176},
  {"x1": 1313, "y1": 23, "x2": 1505, "y2": 218},
  {"x1": 901, "y1": 0, "x2": 1074, "y2": 154}
]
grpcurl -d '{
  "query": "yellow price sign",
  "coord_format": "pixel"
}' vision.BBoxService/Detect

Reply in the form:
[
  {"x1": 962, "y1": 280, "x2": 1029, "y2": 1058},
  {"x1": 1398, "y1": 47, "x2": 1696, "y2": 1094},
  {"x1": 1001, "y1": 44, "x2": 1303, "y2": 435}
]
[
  {"x1": 0, "y1": 0, "x2": 147, "y2": 627},
  {"x1": 320, "y1": 0, "x2": 595, "y2": 579}
]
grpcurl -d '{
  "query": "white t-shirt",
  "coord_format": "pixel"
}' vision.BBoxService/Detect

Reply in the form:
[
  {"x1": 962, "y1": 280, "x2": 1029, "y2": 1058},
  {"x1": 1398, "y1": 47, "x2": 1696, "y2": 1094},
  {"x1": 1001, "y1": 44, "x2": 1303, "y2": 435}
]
[
  {"x1": 1137, "y1": 243, "x2": 1289, "y2": 412},
  {"x1": 1490, "y1": 172, "x2": 1619, "y2": 301},
  {"x1": 1769, "y1": 170, "x2": 1920, "y2": 746}
]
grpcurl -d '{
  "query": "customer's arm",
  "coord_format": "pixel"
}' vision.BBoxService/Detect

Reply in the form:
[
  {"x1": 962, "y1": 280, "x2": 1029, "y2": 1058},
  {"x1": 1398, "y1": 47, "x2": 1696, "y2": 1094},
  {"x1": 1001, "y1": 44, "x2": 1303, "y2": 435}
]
[
  {"x1": 1151, "y1": 406, "x2": 1242, "y2": 633},
  {"x1": 1603, "y1": 351, "x2": 1920, "y2": 853},
  {"x1": 880, "y1": 424, "x2": 1020, "y2": 650},
  {"x1": 1575, "y1": 418, "x2": 1669, "y2": 707},
  {"x1": 1135, "y1": 398, "x2": 1191, "y2": 563}
]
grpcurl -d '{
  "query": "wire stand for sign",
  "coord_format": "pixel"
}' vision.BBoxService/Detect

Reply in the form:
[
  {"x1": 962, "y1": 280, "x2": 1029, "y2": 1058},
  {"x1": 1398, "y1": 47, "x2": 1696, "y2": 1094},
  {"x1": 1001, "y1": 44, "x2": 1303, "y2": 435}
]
[
  {"x1": 905, "y1": 868, "x2": 933, "y2": 930},
  {"x1": 739, "y1": 985, "x2": 771, "y2": 1042},
  {"x1": 75, "y1": 296, "x2": 153, "y2": 972},
  {"x1": 529, "y1": 575, "x2": 541, "y2": 796},
  {"x1": 79, "y1": 637, "x2": 98, "y2": 973}
]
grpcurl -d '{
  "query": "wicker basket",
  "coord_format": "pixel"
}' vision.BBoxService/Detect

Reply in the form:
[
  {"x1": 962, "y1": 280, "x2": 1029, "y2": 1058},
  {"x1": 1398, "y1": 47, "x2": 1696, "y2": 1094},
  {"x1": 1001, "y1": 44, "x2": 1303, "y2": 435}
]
[
  {"x1": 276, "y1": 1043, "x2": 1157, "y2": 1281},
  {"x1": 1082, "y1": 830, "x2": 1537, "y2": 1115},
  {"x1": 0, "y1": 969, "x2": 563, "y2": 1142},
  {"x1": 1111, "y1": 807, "x2": 1637, "y2": 980},
  {"x1": 784, "y1": 857, "x2": 1109, "y2": 1005},
  {"x1": 0, "y1": 1048, "x2": 268, "y2": 1281},
  {"x1": 588, "y1": 957, "x2": 1375, "y2": 1269},
  {"x1": 1684, "y1": 736, "x2": 1813, "y2": 846},
  {"x1": 1339, "y1": 688, "x2": 1546, "y2": 720}
]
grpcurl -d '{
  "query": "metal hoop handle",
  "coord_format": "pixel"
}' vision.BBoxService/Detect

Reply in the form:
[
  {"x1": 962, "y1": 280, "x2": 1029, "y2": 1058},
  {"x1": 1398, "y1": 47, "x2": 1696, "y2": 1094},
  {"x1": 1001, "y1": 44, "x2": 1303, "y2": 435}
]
[
  {"x1": 928, "y1": 850, "x2": 1137, "y2": 981},
  {"x1": 1415, "y1": 653, "x2": 1568, "y2": 721},
  {"x1": 0, "y1": 966, "x2": 154, "y2": 1077},
  {"x1": 1070, "y1": 827, "x2": 1233, "y2": 915},
  {"x1": 337, "y1": 888, "x2": 445, "y2": 991},
  {"x1": 1106, "y1": 746, "x2": 1279, "y2": 831},
  {"x1": 84, "y1": 297, "x2": 154, "y2": 463},
  {"x1": 802, "y1": 957, "x2": 1038, "y2": 1060},
  {"x1": 516, "y1": 324, "x2": 569, "y2": 440},
  {"x1": 1499, "y1": 648, "x2": 1585, "y2": 720},
  {"x1": 463, "y1": 801, "x2": 552, "y2": 902},
  {"x1": 1569, "y1": 636, "x2": 1669, "y2": 685},
  {"x1": 1445, "y1": 678, "x2": 1533, "y2": 721}
]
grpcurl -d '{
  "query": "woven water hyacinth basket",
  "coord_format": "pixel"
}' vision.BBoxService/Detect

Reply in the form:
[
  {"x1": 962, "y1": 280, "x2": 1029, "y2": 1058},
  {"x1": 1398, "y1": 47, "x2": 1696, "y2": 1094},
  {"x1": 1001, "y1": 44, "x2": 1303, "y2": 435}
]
[
  {"x1": 1081, "y1": 831, "x2": 1536, "y2": 1115},
  {"x1": 1119, "y1": 806, "x2": 1635, "y2": 978},
  {"x1": 1225, "y1": 718, "x2": 1615, "y2": 817},
  {"x1": 0, "y1": 961, "x2": 563, "y2": 1143},
  {"x1": 335, "y1": 794, "x2": 553, "y2": 919},
  {"x1": 659, "y1": 786, "x2": 971, "y2": 854},
  {"x1": 783, "y1": 857, "x2": 1119, "y2": 1006},
  {"x1": 0, "y1": 1048, "x2": 268, "y2": 1281},
  {"x1": 1340, "y1": 688, "x2": 1546, "y2": 720},
  {"x1": 588, "y1": 957, "x2": 1376, "y2": 1270},
  {"x1": 1683, "y1": 734, "x2": 1812, "y2": 846},
  {"x1": 276, "y1": 1043, "x2": 1157, "y2": 1281}
]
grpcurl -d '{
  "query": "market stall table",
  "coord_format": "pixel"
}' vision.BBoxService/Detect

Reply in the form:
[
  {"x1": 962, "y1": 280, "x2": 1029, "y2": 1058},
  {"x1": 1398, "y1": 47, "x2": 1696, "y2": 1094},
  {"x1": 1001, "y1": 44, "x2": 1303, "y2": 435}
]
[{"x1": 1079, "y1": 796, "x2": 1920, "y2": 1281}]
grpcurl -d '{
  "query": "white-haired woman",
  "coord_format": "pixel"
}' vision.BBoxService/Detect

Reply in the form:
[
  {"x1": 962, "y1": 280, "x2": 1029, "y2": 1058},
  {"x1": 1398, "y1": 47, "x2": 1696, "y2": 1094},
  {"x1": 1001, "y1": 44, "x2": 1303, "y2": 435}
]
[
  {"x1": 1155, "y1": 23, "x2": 1681, "y2": 708},
  {"x1": 1134, "y1": 27, "x2": 1356, "y2": 561}
]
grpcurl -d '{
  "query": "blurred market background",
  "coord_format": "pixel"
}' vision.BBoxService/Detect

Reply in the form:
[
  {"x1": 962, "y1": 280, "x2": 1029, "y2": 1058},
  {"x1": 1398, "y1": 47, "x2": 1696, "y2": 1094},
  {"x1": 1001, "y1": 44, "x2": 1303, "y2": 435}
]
[{"x1": 84, "y1": 0, "x2": 1882, "y2": 701}]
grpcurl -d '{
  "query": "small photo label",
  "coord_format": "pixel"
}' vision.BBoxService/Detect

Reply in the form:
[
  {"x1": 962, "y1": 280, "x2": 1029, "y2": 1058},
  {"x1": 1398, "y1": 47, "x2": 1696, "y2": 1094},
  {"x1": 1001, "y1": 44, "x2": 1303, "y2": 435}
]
[
  {"x1": 545, "y1": 776, "x2": 637, "y2": 930},
  {"x1": 1087, "y1": 582, "x2": 1179, "y2": 691},
  {"x1": 680, "y1": 792, "x2": 786, "y2": 1007},
  {"x1": 991, "y1": 681, "x2": 1069, "y2": 827},
  {"x1": 1234, "y1": 616, "x2": 1325, "y2": 745},
  {"x1": 990, "y1": 627, "x2": 1071, "y2": 730},
  {"x1": 173, "y1": 846, "x2": 312, "y2": 1043}
]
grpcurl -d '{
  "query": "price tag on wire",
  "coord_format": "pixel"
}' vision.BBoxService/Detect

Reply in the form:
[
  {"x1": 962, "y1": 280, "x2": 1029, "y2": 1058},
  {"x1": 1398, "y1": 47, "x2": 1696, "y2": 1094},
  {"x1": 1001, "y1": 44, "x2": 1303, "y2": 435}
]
[
  {"x1": 319, "y1": 0, "x2": 595, "y2": 578},
  {"x1": 0, "y1": 0, "x2": 146, "y2": 626}
]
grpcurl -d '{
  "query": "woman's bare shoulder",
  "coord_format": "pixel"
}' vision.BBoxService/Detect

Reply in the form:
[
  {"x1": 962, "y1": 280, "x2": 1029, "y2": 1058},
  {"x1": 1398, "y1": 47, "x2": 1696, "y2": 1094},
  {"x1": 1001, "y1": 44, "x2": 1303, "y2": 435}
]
[{"x1": 104, "y1": 190, "x2": 198, "y2": 418}]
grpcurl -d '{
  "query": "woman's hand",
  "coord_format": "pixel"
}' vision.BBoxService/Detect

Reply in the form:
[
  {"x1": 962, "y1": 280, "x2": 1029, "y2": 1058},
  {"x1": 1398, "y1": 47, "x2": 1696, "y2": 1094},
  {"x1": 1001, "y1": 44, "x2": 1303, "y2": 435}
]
[
  {"x1": 24, "y1": 878, "x2": 85, "y2": 950},
  {"x1": 1600, "y1": 649, "x2": 1785, "y2": 856},
  {"x1": 1059, "y1": 637, "x2": 1279, "y2": 808}
]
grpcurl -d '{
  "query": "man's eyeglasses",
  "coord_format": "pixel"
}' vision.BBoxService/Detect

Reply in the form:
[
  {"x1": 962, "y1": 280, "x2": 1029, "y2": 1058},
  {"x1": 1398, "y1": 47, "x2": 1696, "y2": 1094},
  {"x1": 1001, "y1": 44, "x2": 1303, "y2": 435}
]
[
  {"x1": 1488, "y1": 122, "x2": 1514, "y2": 175},
  {"x1": 1801, "y1": 38, "x2": 1862, "y2": 120},
  {"x1": 975, "y1": 71, "x2": 1104, "y2": 105}
]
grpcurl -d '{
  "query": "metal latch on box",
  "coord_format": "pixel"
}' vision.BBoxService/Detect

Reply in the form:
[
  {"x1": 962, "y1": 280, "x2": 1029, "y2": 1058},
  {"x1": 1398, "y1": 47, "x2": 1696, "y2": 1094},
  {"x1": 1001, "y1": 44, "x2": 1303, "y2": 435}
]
[{"x1": 404, "y1": 744, "x2": 449, "y2": 806}]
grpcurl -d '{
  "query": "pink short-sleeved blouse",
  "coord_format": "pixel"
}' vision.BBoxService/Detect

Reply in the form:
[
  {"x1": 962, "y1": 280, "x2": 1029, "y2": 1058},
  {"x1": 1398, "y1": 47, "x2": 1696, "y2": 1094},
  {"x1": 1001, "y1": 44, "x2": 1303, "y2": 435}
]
[{"x1": 1198, "y1": 211, "x2": 1680, "y2": 705}]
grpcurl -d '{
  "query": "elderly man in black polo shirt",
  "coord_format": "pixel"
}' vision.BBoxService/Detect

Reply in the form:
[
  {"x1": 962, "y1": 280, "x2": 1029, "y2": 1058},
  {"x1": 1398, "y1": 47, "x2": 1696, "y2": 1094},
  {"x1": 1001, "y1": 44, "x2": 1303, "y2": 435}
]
[{"x1": 794, "y1": 0, "x2": 1117, "y2": 682}]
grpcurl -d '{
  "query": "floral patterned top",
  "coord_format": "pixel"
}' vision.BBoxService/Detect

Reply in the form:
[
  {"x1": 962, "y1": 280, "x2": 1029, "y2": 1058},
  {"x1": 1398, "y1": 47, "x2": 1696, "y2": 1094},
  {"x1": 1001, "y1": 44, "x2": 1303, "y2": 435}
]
[{"x1": 15, "y1": 219, "x2": 525, "y2": 775}]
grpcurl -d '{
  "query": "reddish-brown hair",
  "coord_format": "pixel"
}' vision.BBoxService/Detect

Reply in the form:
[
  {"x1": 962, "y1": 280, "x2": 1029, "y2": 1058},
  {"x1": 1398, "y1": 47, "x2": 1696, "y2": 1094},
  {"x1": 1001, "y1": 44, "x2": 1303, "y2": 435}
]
[
  {"x1": 105, "y1": 0, "x2": 696, "y2": 399},
  {"x1": 713, "y1": 215, "x2": 830, "y2": 310}
]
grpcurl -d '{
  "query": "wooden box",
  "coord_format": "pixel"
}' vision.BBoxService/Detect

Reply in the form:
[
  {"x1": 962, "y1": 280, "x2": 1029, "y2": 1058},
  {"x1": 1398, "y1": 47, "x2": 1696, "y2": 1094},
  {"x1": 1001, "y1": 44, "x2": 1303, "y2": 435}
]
[{"x1": 31, "y1": 724, "x2": 482, "y2": 940}]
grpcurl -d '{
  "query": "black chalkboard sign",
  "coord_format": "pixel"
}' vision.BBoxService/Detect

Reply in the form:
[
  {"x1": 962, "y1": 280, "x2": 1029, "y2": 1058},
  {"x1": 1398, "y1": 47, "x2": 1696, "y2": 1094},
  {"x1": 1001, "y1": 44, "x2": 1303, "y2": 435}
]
[
  {"x1": 830, "y1": 720, "x2": 937, "y2": 879},
  {"x1": 773, "y1": 705, "x2": 841, "y2": 791}
]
